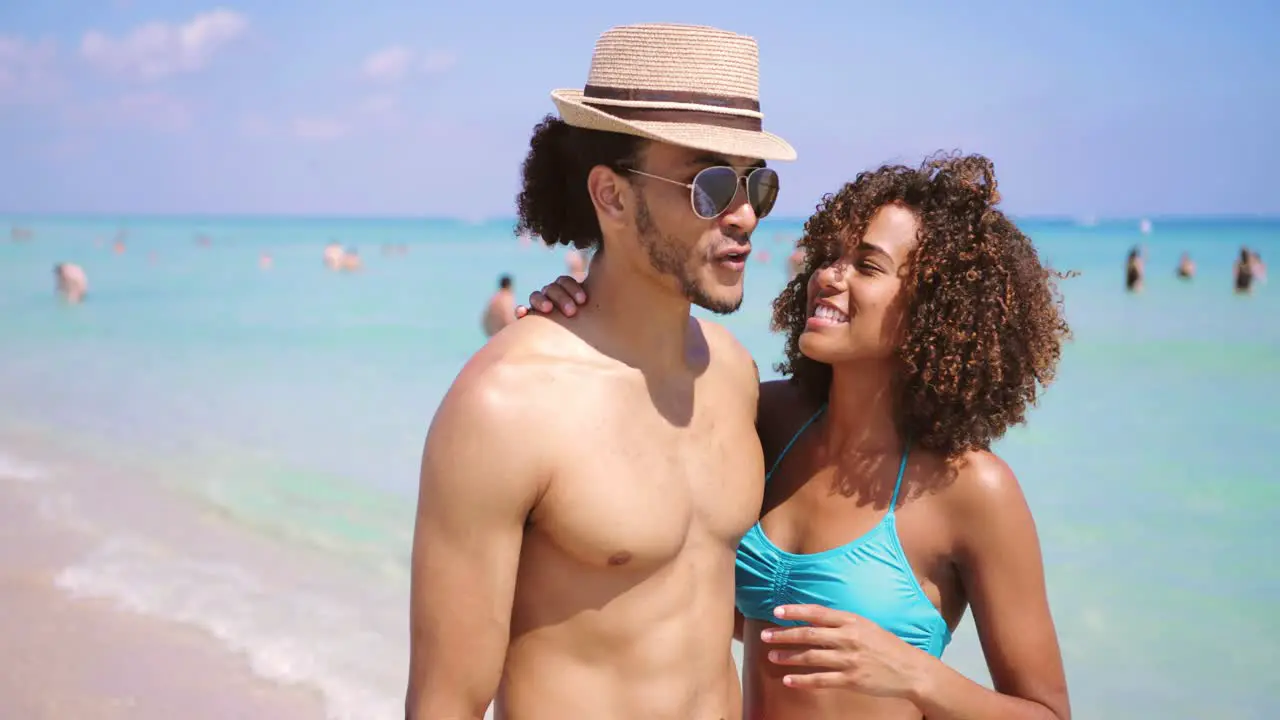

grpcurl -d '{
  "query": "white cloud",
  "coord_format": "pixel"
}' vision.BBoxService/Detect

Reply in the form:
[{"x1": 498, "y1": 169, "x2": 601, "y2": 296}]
[
  {"x1": 0, "y1": 35, "x2": 59, "y2": 104},
  {"x1": 360, "y1": 45, "x2": 454, "y2": 84},
  {"x1": 81, "y1": 9, "x2": 248, "y2": 81},
  {"x1": 292, "y1": 116, "x2": 347, "y2": 141},
  {"x1": 362, "y1": 45, "x2": 415, "y2": 84}
]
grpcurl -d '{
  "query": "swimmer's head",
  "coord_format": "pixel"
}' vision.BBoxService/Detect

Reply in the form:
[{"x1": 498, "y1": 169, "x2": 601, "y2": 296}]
[{"x1": 499, "y1": 275, "x2": 513, "y2": 290}]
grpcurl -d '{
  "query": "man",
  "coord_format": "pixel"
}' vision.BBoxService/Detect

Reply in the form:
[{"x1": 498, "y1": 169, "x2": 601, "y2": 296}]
[
  {"x1": 53, "y1": 262, "x2": 88, "y2": 303},
  {"x1": 323, "y1": 241, "x2": 345, "y2": 269},
  {"x1": 405, "y1": 22, "x2": 795, "y2": 720},
  {"x1": 565, "y1": 248, "x2": 586, "y2": 281},
  {"x1": 482, "y1": 274, "x2": 518, "y2": 338}
]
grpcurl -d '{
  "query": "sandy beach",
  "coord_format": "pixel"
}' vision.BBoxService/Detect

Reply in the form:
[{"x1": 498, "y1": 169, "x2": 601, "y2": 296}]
[{"x1": 0, "y1": 478, "x2": 327, "y2": 720}]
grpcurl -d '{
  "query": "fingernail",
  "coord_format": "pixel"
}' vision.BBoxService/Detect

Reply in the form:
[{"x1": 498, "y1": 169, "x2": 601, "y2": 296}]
[
  {"x1": 563, "y1": 303, "x2": 573, "y2": 313},
  {"x1": 768, "y1": 650, "x2": 779, "y2": 661},
  {"x1": 774, "y1": 607, "x2": 786, "y2": 618},
  {"x1": 575, "y1": 292, "x2": 585, "y2": 302},
  {"x1": 761, "y1": 630, "x2": 773, "y2": 641}
]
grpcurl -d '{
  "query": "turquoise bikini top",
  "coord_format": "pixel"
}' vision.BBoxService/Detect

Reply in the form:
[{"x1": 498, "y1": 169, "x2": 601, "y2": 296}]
[{"x1": 735, "y1": 405, "x2": 953, "y2": 657}]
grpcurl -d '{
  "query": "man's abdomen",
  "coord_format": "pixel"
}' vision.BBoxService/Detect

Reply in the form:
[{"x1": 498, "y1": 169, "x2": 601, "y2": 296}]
[{"x1": 501, "y1": 544, "x2": 741, "y2": 720}]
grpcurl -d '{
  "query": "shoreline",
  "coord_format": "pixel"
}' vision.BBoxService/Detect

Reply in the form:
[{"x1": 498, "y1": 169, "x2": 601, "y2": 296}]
[{"x1": 0, "y1": 477, "x2": 329, "y2": 720}]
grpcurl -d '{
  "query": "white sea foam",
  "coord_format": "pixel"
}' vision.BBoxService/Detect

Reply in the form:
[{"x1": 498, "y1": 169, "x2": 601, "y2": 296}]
[
  {"x1": 56, "y1": 534, "x2": 407, "y2": 720},
  {"x1": 0, "y1": 448, "x2": 49, "y2": 482}
]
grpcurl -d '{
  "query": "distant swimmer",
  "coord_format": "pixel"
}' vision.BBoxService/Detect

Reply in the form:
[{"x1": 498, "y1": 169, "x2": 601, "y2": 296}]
[
  {"x1": 787, "y1": 241, "x2": 806, "y2": 279},
  {"x1": 340, "y1": 248, "x2": 363, "y2": 272},
  {"x1": 565, "y1": 248, "x2": 586, "y2": 281},
  {"x1": 482, "y1": 274, "x2": 517, "y2": 337},
  {"x1": 323, "y1": 242, "x2": 345, "y2": 270},
  {"x1": 1251, "y1": 251, "x2": 1267, "y2": 285},
  {"x1": 260, "y1": 252, "x2": 273, "y2": 269},
  {"x1": 1125, "y1": 245, "x2": 1144, "y2": 293},
  {"x1": 1176, "y1": 252, "x2": 1195, "y2": 280},
  {"x1": 1234, "y1": 247, "x2": 1256, "y2": 294},
  {"x1": 53, "y1": 263, "x2": 88, "y2": 303}
]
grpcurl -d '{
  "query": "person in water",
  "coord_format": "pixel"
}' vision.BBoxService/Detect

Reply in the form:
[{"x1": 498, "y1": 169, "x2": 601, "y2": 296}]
[
  {"x1": 787, "y1": 239, "x2": 806, "y2": 280},
  {"x1": 565, "y1": 248, "x2": 587, "y2": 281},
  {"x1": 52, "y1": 262, "x2": 88, "y2": 303},
  {"x1": 519, "y1": 153, "x2": 1072, "y2": 720},
  {"x1": 1124, "y1": 245, "x2": 1144, "y2": 292},
  {"x1": 1234, "y1": 246, "x2": 1257, "y2": 294},
  {"x1": 481, "y1": 274, "x2": 517, "y2": 337},
  {"x1": 1176, "y1": 252, "x2": 1195, "y2": 280}
]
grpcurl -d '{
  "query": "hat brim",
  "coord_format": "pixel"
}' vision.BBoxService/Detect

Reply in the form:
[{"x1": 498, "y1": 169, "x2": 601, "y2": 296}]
[{"x1": 551, "y1": 89, "x2": 796, "y2": 162}]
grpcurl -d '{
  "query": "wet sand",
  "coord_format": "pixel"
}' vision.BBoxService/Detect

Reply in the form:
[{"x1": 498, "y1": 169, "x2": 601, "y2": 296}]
[{"x1": 0, "y1": 479, "x2": 328, "y2": 720}]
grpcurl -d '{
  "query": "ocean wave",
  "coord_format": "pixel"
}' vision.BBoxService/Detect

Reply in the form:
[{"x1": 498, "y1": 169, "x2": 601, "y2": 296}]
[
  {"x1": 56, "y1": 535, "x2": 406, "y2": 720},
  {"x1": 0, "y1": 448, "x2": 50, "y2": 482}
]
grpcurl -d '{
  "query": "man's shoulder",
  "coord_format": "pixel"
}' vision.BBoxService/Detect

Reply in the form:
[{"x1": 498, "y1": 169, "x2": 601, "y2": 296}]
[
  {"x1": 693, "y1": 317, "x2": 758, "y2": 388},
  {"x1": 441, "y1": 317, "x2": 607, "y2": 427}
]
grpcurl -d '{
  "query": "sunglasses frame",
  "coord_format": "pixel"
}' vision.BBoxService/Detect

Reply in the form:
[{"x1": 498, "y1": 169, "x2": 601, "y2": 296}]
[{"x1": 627, "y1": 165, "x2": 779, "y2": 220}]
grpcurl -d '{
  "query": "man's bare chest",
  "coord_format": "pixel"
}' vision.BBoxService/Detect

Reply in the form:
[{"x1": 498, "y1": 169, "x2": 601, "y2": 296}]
[{"x1": 531, "y1": 405, "x2": 764, "y2": 572}]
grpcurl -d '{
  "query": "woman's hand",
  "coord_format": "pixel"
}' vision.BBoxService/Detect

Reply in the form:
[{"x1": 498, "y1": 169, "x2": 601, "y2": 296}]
[
  {"x1": 762, "y1": 604, "x2": 933, "y2": 699},
  {"x1": 514, "y1": 275, "x2": 589, "y2": 319}
]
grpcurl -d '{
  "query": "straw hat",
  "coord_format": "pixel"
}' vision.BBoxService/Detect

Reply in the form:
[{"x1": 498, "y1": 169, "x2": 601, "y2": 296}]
[{"x1": 551, "y1": 23, "x2": 796, "y2": 162}]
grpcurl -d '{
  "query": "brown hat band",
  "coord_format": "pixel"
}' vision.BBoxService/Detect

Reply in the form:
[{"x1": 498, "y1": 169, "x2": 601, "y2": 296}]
[
  {"x1": 583, "y1": 102, "x2": 763, "y2": 131},
  {"x1": 583, "y1": 84, "x2": 761, "y2": 112},
  {"x1": 582, "y1": 84, "x2": 763, "y2": 131}
]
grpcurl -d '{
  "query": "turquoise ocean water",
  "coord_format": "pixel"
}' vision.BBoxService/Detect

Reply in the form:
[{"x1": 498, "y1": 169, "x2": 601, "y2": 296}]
[{"x1": 1, "y1": 215, "x2": 1277, "y2": 719}]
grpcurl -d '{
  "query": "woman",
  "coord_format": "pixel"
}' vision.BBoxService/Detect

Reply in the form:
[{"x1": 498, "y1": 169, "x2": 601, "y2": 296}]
[{"x1": 518, "y1": 153, "x2": 1072, "y2": 720}]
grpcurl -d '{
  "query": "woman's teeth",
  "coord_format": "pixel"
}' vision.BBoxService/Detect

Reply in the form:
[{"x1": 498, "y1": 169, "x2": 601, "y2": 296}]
[{"x1": 814, "y1": 305, "x2": 848, "y2": 323}]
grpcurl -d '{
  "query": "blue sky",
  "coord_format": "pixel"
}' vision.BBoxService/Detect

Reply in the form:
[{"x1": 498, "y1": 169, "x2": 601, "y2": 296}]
[{"x1": 1, "y1": 0, "x2": 1277, "y2": 218}]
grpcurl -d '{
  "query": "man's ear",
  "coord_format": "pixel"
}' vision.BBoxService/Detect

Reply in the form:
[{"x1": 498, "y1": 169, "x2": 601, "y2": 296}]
[{"x1": 587, "y1": 165, "x2": 628, "y2": 224}]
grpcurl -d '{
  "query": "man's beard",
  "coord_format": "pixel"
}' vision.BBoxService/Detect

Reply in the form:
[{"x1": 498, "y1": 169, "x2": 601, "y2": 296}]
[{"x1": 635, "y1": 194, "x2": 743, "y2": 316}]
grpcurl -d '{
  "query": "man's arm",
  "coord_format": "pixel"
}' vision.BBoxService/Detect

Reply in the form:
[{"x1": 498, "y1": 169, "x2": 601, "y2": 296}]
[{"x1": 405, "y1": 368, "x2": 548, "y2": 720}]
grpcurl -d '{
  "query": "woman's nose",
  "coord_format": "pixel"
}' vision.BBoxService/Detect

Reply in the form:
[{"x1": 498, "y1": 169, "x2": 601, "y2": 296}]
[{"x1": 815, "y1": 260, "x2": 848, "y2": 288}]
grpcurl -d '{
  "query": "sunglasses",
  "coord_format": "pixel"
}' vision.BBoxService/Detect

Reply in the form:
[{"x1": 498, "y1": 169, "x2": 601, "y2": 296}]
[{"x1": 628, "y1": 165, "x2": 780, "y2": 220}]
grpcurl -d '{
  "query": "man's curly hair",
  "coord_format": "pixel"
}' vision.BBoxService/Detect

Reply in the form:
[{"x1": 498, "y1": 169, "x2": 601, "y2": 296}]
[{"x1": 773, "y1": 152, "x2": 1072, "y2": 458}]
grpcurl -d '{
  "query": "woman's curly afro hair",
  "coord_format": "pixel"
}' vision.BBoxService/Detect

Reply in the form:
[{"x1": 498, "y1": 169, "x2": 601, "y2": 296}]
[{"x1": 773, "y1": 152, "x2": 1073, "y2": 459}]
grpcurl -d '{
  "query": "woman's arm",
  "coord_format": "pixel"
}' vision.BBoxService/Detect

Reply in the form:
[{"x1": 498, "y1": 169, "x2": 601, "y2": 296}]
[{"x1": 907, "y1": 452, "x2": 1070, "y2": 720}]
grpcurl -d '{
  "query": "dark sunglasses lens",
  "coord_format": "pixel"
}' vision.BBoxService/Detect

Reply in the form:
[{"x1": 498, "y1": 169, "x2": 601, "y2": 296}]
[
  {"x1": 747, "y1": 168, "x2": 779, "y2": 219},
  {"x1": 691, "y1": 167, "x2": 741, "y2": 219}
]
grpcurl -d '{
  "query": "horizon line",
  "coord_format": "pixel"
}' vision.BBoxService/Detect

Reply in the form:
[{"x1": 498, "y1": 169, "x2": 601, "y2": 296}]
[{"x1": 3, "y1": 211, "x2": 1280, "y2": 224}]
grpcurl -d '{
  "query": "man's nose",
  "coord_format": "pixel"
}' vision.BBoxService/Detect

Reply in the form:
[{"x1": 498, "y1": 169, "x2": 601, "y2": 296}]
[{"x1": 719, "y1": 180, "x2": 758, "y2": 235}]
